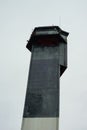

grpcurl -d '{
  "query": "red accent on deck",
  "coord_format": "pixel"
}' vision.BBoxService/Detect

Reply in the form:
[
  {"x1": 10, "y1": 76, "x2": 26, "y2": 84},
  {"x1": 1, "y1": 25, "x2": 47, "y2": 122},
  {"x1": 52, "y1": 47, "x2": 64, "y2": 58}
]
[{"x1": 37, "y1": 37, "x2": 58, "y2": 45}]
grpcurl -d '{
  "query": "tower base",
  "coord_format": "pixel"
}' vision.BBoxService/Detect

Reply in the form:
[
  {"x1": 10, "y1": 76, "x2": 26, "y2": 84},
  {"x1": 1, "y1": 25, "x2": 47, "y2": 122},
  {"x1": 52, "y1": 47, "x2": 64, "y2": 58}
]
[{"x1": 21, "y1": 118, "x2": 59, "y2": 130}]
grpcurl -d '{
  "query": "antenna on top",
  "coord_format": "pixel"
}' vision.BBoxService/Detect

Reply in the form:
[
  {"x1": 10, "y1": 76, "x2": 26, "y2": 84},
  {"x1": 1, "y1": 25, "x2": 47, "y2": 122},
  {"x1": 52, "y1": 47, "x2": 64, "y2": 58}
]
[{"x1": 59, "y1": 16, "x2": 61, "y2": 27}]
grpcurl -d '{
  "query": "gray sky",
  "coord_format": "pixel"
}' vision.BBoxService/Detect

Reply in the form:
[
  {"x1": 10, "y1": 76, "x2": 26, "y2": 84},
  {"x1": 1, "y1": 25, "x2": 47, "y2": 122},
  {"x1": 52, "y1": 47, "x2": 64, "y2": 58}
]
[{"x1": 0, "y1": 0, "x2": 87, "y2": 130}]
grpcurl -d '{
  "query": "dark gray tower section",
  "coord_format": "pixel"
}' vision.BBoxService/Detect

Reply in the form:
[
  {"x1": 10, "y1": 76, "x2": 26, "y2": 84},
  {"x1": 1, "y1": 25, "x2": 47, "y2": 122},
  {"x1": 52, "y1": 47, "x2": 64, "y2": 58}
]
[
  {"x1": 21, "y1": 26, "x2": 69, "y2": 130},
  {"x1": 24, "y1": 46, "x2": 60, "y2": 117}
]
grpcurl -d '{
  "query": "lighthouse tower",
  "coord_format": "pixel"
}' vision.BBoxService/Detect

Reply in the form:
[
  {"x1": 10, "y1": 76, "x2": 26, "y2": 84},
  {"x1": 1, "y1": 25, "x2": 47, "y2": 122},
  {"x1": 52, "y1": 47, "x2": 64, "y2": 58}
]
[{"x1": 21, "y1": 26, "x2": 69, "y2": 130}]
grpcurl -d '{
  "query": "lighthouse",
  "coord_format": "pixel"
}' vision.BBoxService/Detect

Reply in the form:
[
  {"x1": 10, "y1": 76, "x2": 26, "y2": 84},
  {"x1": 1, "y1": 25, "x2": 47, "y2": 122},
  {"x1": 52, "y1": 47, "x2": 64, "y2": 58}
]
[{"x1": 21, "y1": 26, "x2": 69, "y2": 130}]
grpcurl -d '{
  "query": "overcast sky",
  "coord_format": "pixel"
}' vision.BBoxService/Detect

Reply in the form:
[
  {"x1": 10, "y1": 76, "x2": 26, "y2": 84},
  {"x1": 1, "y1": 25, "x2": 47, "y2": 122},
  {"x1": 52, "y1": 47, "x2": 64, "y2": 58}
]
[{"x1": 0, "y1": 0, "x2": 87, "y2": 130}]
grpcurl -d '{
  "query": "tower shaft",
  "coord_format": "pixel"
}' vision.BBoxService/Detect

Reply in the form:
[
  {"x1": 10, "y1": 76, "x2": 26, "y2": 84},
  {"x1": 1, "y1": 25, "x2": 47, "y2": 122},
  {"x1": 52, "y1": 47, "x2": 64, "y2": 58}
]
[{"x1": 21, "y1": 46, "x2": 60, "y2": 130}]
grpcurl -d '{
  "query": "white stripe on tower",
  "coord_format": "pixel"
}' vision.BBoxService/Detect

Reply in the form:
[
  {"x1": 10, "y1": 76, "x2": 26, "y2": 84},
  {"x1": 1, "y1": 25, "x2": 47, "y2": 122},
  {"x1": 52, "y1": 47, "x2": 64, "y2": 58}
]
[{"x1": 21, "y1": 118, "x2": 59, "y2": 130}]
